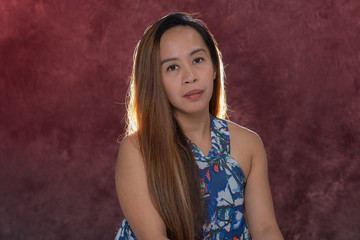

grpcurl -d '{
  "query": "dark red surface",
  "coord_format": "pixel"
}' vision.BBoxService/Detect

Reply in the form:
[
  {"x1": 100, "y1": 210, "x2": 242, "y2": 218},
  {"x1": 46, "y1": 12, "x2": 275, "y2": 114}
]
[{"x1": 1, "y1": 1, "x2": 359, "y2": 239}]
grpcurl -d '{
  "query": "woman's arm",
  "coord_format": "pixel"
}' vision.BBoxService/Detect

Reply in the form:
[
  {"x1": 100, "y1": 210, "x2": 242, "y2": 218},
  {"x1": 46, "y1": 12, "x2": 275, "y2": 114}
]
[
  {"x1": 244, "y1": 132, "x2": 284, "y2": 240},
  {"x1": 115, "y1": 135, "x2": 169, "y2": 240}
]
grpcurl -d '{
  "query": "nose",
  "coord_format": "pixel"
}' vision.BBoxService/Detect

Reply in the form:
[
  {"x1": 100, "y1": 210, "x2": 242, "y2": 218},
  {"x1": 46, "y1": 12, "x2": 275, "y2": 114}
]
[{"x1": 183, "y1": 64, "x2": 198, "y2": 84}]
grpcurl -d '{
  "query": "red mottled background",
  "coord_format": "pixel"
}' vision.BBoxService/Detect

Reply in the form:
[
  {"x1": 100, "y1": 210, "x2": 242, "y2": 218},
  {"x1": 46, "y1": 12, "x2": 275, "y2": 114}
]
[{"x1": 1, "y1": 0, "x2": 359, "y2": 239}]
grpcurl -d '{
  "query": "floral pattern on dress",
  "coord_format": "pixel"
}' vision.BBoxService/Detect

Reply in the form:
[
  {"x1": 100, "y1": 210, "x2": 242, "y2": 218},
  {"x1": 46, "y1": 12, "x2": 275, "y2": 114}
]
[{"x1": 115, "y1": 115, "x2": 251, "y2": 240}]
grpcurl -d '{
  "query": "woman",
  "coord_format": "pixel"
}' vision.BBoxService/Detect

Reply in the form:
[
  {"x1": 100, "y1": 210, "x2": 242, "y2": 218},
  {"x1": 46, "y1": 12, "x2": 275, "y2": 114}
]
[{"x1": 115, "y1": 12, "x2": 283, "y2": 240}]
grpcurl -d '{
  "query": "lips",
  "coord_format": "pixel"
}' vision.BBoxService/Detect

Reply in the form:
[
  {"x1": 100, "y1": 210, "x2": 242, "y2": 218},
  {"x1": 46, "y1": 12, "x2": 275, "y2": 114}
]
[{"x1": 184, "y1": 89, "x2": 203, "y2": 100}]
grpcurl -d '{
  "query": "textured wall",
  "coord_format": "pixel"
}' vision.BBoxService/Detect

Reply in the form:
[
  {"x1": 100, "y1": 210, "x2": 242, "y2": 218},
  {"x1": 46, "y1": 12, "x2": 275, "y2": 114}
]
[{"x1": 1, "y1": 0, "x2": 359, "y2": 239}]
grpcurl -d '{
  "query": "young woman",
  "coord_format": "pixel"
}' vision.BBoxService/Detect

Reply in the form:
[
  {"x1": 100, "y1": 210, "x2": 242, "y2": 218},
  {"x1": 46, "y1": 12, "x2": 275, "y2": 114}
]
[{"x1": 115, "y1": 12, "x2": 283, "y2": 240}]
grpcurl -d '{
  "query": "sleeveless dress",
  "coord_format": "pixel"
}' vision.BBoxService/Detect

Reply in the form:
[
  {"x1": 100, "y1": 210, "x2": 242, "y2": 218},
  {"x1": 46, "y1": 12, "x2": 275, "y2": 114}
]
[{"x1": 115, "y1": 115, "x2": 251, "y2": 240}]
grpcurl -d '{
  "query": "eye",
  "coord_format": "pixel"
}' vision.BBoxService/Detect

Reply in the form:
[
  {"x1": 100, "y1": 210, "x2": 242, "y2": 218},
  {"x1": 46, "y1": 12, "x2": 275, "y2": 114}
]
[
  {"x1": 193, "y1": 57, "x2": 204, "y2": 64},
  {"x1": 166, "y1": 65, "x2": 179, "y2": 71}
]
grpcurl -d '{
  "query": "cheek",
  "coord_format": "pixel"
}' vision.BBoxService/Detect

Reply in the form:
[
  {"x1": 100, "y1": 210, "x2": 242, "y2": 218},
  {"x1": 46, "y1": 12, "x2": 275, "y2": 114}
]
[
  {"x1": 209, "y1": 80, "x2": 214, "y2": 96},
  {"x1": 207, "y1": 70, "x2": 215, "y2": 87},
  {"x1": 207, "y1": 73, "x2": 215, "y2": 98},
  {"x1": 162, "y1": 79, "x2": 176, "y2": 101},
  {"x1": 162, "y1": 73, "x2": 181, "y2": 92}
]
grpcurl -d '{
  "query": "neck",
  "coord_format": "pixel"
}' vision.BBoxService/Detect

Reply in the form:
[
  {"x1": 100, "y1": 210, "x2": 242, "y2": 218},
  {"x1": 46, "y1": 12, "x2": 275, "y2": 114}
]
[{"x1": 174, "y1": 110, "x2": 211, "y2": 144}]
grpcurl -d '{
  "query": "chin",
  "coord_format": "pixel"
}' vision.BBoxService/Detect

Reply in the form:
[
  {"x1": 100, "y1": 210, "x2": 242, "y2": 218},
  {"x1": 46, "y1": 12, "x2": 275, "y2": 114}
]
[{"x1": 176, "y1": 106, "x2": 210, "y2": 116}]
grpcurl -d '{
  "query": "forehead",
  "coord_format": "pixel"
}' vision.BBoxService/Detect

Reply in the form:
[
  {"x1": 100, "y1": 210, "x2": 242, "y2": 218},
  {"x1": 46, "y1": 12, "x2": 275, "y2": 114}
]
[{"x1": 159, "y1": 26, "x2": 208, "y2": 57}]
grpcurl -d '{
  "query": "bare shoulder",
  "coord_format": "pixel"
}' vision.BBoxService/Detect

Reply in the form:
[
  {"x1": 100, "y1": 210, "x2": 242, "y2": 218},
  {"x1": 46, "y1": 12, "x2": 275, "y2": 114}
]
[
  {"x1": 115, "y1": 133, "x2": 168, "y2": 238},
  {"x1": 226, "y1": 120, "x2": 265, "y2": 153},
  {"x1": 225, "y1": 120, "x2": 266, "y2": 178},
  {"x1": 117, "y1": 133, "x2": 141, "y2": 166},
  {"x1": 118, "y1": 133, "x2": 140, "y2": 155},
  {"x1": 115, "y1": 133, "x2": 144, "y2": 201},
  {"x1": 116, "y1": 134, "x2": 144, "y2": 181},
  {"x1": 227, "y1": 120, "x2": 264, "y2": 152},
  {"x1": 229, "y1": 121, "x2": 283, "y2": 239}
]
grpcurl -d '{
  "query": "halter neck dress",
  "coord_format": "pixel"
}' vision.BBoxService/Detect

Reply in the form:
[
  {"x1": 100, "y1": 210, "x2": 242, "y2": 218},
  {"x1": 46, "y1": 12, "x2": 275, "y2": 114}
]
[{"x1": 115, "y1": 115, "x2": 251, "y2": 240}]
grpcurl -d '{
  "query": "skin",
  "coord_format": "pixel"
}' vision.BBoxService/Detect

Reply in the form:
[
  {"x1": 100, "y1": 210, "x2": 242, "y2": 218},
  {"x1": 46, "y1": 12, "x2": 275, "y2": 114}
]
[
  {"x1": 115, "y1": 26, "x2": 283, "y2": 240},
  {"x1": 160, "y1": 26, "x2": 216, "y2": 118},
  {"x1": 160, "y1": 26, "x2": 216, "y2": 153}
]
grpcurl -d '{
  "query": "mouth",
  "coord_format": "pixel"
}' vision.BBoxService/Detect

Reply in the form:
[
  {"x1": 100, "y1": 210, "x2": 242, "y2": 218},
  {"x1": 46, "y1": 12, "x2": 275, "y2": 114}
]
[{"x1": 183, "y1": 89, "x2": 204, "y2": 100}]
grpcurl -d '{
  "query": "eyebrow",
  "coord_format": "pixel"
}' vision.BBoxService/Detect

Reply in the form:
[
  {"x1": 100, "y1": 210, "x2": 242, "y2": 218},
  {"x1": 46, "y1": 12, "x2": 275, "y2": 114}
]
[{"x1": 160, "y1": 48, "x2": 206, "y2": 65}]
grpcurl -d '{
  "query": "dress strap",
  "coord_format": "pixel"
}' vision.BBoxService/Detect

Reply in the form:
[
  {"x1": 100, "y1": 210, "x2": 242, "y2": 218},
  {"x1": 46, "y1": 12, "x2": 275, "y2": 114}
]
[{"x1": 208, "y1": 115, "x2": 231, "y2": 157}]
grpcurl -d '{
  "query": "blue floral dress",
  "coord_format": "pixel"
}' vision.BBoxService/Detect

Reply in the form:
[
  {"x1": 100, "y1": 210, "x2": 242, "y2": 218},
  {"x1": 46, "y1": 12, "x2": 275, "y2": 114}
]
[{"x1": 115, "y1": 115, "x2": 251, "y2": 240}]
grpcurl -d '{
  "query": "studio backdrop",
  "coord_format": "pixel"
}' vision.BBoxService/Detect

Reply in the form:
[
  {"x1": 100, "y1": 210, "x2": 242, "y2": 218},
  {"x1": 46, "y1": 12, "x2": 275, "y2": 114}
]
[{"x1": 1, "y1": 0, "x2": 359, "y2": 239}]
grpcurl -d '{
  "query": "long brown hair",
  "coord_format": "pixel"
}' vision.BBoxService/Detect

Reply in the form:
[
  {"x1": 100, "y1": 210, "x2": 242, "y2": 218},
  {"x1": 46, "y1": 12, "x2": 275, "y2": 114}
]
[{"x1": 125, "y1": 12, "x2": 227, "y2": 239}]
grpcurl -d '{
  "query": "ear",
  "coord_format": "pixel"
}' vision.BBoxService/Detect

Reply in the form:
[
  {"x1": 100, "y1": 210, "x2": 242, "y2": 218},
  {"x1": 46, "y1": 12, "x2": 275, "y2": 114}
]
[{"x1": 213, "y1": 70, "x2": 216, "y2": 80}]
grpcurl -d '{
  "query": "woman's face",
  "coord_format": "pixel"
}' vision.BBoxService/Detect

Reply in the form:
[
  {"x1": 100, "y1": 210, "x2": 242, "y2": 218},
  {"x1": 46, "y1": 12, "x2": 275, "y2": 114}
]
[{"x1": 159, "y1": 26, "x2": 216, "y2": 117}]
